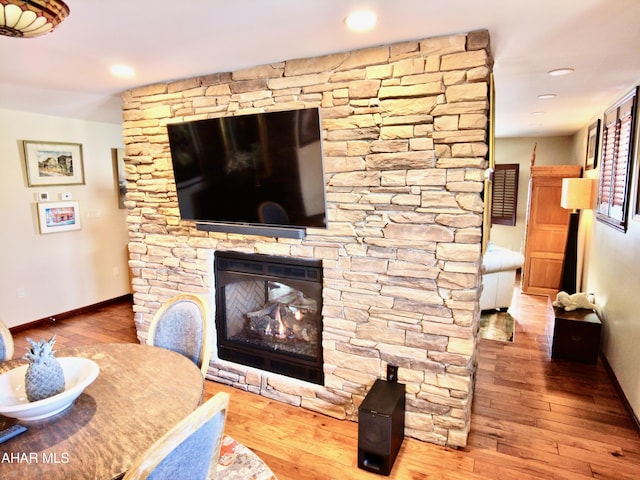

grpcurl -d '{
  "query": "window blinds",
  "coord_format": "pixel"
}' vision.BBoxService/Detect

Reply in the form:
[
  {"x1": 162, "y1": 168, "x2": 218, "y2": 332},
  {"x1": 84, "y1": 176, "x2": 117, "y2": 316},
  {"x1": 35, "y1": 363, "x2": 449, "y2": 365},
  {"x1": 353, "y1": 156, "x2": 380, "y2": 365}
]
[
  {"x1": 596, "y1": 87, "x2": 637, "y2": 232},
  {"x1": 491, "y1": 164, "x2": 519, "y2": 226}
]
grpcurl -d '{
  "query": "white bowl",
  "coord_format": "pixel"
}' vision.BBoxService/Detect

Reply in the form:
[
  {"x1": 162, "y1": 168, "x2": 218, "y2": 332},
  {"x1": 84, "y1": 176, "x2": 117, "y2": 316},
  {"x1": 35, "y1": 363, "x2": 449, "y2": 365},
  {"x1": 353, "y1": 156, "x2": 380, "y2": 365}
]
[{"x1": 0, "y1": 357, "x2": 99, "y2": 421}]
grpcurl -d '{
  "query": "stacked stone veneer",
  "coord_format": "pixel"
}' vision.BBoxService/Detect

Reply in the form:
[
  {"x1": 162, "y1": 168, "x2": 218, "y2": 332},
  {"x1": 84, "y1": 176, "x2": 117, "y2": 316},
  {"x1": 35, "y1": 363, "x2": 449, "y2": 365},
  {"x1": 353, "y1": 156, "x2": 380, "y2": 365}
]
[{"x1": 122, "y1": 30, "x2": 492, "y2": 447}]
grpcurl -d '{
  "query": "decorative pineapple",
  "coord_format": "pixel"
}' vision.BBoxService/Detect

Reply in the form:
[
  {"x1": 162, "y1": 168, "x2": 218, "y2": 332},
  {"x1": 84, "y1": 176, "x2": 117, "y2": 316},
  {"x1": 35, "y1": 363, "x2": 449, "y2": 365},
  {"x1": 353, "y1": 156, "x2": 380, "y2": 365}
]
[{"x1": 23, "y1": 335, "x2": 65, "y2": 402}]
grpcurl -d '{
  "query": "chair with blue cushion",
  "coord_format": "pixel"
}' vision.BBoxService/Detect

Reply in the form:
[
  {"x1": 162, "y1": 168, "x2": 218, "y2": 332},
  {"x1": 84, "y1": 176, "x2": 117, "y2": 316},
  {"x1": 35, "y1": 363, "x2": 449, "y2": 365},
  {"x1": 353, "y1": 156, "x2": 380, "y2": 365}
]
[
  {"x1": 147, "y1": 293, "x2": 212, "y2": 376},
  {"x1": 0, "y1": 319, "x2": 14, "y2": 361},
  {"x1": 123, "y1": 392, "x2": 230, "y2": 480}
]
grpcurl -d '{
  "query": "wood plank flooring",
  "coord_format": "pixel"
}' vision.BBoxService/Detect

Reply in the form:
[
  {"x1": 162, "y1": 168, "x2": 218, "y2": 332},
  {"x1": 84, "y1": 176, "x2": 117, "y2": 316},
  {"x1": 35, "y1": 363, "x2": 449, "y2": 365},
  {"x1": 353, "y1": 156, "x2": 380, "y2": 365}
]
[{"x1": 9, "y1": 291, "x2": 640, "y2": 479}]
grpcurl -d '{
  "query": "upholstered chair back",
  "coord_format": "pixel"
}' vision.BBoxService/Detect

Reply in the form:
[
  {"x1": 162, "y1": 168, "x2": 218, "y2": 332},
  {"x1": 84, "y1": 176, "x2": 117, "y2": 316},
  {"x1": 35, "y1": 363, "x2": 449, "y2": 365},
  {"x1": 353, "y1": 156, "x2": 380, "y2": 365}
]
[
  {"x1": 0, "y1": 319, "x2": 14, "y2": 361},
  {"x1": 123, "y1": 392, "x2": 229, "y2": 480},
  {"x1": 147, "y1": 294, "x2": 211, "y2": 376}
]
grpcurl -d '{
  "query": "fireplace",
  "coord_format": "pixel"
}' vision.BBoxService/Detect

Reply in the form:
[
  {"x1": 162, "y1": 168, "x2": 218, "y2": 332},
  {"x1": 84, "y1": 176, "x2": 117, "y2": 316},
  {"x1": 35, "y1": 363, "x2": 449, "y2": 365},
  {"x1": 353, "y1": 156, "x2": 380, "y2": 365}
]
[{"x1": 214, "y1": 251, "x2": 324, "y2": 384}]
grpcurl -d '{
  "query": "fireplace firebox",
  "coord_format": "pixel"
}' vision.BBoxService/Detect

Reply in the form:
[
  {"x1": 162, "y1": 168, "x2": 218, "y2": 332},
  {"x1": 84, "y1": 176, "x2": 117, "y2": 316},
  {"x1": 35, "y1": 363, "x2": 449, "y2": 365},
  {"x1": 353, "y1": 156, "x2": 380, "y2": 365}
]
[{"x1": 214, "y1": 251, "x2": 323, "y2": 384}]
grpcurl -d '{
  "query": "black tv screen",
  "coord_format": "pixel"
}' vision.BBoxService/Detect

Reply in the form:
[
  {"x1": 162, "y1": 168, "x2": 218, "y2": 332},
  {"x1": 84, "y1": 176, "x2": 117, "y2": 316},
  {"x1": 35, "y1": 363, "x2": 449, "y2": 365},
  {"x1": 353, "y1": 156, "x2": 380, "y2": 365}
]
[{"x1": 167, "y1": 108, "x2": 326, "y2": 234}]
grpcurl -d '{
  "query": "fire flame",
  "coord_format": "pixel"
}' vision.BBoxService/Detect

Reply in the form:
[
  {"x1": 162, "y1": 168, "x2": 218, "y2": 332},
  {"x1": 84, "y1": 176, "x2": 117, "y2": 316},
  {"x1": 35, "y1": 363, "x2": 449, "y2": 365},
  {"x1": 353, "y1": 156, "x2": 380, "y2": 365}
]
[{"x1": 275, "y1": 306, "x2": 286, "y2": 338}]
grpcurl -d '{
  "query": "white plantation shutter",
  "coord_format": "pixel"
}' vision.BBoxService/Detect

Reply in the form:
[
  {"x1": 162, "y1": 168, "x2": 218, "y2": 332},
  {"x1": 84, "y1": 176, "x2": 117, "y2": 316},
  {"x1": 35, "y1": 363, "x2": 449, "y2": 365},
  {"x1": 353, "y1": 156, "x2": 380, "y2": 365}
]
[
  {"x1": 612, "y1": 114, "x2": 632, "y2": 209},
  {"x1": 597, "y1": 121, "x2": 615, "y2": 211}
]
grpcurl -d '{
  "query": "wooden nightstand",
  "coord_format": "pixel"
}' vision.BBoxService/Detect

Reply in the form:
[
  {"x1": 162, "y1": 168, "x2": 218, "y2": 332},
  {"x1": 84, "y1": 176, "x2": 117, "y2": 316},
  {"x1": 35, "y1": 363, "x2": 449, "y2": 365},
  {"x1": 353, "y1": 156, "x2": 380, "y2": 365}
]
[{"x1": 548, "y1": 307, "x2": 601, "y2": 363}]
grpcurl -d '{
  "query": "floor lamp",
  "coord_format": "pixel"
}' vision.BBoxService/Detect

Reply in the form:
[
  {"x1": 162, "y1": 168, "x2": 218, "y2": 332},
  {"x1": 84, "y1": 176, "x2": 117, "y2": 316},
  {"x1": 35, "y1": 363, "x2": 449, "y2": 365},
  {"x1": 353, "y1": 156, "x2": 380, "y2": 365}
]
[{"x1": 559, "y1": 178, "x2": 595, "y2": 294}]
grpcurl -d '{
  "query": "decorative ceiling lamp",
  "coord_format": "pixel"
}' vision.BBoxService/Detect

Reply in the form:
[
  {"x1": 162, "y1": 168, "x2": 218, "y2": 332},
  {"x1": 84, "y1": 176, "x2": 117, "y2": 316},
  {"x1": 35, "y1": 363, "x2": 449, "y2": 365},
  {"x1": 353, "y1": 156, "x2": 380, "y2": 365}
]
[{"x1": 0, "y1": 0, "x2": 70, "y2": 38}]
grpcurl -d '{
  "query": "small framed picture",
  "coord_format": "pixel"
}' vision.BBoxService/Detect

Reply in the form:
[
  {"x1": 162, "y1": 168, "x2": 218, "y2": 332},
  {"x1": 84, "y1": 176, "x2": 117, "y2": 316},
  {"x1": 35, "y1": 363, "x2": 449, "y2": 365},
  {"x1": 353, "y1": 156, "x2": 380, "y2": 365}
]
[
  {"x1": 38, "y1": 192, "x2": 49, "y2": 201},
  {"x1": 112, "y1": 147, "x2": 127, "y2": 208},
  {"x1": 23, "y1": 140, "x2": 85, "y2": 186},
  {"x1": 37, "y1": 201, "x2": 81, "y2": 234},
  {"x1": 585, "y1": 119, "x2": 601, "y2": 170}
]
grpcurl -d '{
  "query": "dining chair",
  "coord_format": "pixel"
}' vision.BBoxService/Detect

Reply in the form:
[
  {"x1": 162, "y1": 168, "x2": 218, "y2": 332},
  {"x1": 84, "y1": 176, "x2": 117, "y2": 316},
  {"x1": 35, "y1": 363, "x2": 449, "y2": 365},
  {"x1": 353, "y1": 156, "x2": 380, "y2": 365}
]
[
  {"x1": 123, "y1": 392, "x2": 230, "y2": 480},
  {"x1": 0, "y1": 319, "x2": 14, "y2": 361},
  {"x1": 147, "y1": 293, "x2": 212, "y2": 376}
]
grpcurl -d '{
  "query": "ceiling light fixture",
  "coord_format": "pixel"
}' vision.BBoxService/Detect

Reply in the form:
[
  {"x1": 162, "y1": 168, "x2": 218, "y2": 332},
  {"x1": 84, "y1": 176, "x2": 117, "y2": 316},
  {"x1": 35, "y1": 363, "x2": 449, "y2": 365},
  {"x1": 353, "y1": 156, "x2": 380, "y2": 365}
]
[
  {"x1": 110, "y1": 64, "x2": 136, "y2": 79},
  {"x1": 537, "y1": 94, "x2": 557, "y2": 99},
  {"x1": 0, "y1": 0, "x2": 70, "y2": 38},
  {"x1": 547, "y1": 68, "x2": 574, "y2": 76},
  {"x1": 344, "y1": 10, "x2": 377, "y2": 32}
]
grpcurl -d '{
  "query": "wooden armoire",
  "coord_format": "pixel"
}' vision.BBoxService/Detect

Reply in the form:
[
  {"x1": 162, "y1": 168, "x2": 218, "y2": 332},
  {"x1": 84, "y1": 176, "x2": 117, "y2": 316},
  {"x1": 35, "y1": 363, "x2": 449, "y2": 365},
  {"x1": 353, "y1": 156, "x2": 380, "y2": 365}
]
[{"x1": 521, "y1": 165, "x2": 582, "y2": 296}]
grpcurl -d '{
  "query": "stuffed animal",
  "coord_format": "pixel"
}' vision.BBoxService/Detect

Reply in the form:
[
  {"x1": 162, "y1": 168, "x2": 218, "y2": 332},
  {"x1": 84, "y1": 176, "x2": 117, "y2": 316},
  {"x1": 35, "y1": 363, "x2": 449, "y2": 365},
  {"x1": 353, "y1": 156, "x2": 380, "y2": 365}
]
[{"x1": 553, "y1": 291, "x2": 596, "y2": 311}]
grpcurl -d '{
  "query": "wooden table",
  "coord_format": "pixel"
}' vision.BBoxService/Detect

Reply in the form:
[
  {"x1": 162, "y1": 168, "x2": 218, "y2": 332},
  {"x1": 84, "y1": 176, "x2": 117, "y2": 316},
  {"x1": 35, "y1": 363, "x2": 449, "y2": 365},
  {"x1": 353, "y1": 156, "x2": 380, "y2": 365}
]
[{"x1": 0, "y1": 343, "x2": 204, "y2": 480}]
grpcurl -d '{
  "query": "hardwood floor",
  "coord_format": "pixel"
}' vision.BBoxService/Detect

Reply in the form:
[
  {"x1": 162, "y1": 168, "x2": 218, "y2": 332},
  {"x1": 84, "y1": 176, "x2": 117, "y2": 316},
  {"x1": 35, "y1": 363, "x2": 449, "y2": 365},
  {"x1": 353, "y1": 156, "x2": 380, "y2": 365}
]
[
  {"x1": 9, "y1": 292, "x2": 640, "y2": 479},
  {"x1": 10, "y1": 300, "x2": 138, "y2": 355}
]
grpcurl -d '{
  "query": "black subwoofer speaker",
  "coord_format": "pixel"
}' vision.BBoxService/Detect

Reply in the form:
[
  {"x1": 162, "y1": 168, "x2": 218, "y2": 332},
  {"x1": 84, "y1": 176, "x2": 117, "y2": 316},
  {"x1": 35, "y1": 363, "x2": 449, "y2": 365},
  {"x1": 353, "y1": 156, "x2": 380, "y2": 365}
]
[{"x1": 357, "y1": 379, "x2": 405, "y2": 476}]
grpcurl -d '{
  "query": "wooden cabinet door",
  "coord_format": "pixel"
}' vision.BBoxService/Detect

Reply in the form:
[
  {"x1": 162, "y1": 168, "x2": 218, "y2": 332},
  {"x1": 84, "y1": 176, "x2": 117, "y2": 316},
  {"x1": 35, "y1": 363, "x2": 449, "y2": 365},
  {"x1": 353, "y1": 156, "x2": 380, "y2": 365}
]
[{"x1": 522, "y1": 165, "x2": 582, "y2": 296}]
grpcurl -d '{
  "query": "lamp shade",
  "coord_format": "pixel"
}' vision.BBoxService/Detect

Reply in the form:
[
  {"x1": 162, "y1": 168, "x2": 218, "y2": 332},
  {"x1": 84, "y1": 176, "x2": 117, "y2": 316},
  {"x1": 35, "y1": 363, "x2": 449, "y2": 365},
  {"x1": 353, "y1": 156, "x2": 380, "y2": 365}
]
[
  {"x1": 0, "y1": 0, "x2": 70, "y2": 38},
  {"x1": 560, "y1": 178, "x2": 595, "y2": 210}
]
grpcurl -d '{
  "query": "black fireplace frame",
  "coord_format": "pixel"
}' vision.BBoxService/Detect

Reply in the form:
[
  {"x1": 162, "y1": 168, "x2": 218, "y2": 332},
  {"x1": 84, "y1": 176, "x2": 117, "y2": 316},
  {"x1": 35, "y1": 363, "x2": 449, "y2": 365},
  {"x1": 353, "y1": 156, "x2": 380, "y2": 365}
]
[{"x1": 214, "y1": 250, "x2": 324, "y2": 385}]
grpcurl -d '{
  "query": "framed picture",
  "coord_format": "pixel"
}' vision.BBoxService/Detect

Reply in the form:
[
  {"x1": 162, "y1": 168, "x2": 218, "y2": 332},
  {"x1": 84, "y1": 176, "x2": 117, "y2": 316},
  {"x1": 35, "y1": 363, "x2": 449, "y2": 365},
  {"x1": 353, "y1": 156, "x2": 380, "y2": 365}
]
[
  {"x1": 37, "y1": 201, "x2": 81, "y2": 234},
  {"x1": 585, "y1": 119, "x2": 601, "y2": 170},
  {"x1": 23, "y1": 140, "x2": 85, "y2": 186},
  {"x1": 112, "y1": 148, "x2": 126, "y2": 208}
]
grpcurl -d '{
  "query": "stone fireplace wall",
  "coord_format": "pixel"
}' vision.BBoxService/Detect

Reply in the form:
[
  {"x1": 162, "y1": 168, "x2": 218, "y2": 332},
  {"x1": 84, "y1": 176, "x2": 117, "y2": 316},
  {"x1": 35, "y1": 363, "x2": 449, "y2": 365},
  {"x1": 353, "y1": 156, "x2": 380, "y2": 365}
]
[{"x1": 122, "y1": 30, "x2": 492, "y2": 447}]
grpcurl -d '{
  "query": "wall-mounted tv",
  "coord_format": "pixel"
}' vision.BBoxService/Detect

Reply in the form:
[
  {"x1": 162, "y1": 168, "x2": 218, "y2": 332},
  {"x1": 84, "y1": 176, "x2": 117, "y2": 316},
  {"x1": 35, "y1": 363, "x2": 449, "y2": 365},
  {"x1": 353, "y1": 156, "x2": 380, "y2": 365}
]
[{"x1": 167, "y1": 108, "x2": 326, "y2": 238}]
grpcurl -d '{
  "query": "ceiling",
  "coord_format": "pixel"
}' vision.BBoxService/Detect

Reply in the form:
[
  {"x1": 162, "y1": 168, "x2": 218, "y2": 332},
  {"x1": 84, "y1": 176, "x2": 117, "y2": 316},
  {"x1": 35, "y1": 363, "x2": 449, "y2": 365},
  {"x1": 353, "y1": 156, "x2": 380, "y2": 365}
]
[{"x1": 1, "y1": 0, "x2": 639, "y2": 138}]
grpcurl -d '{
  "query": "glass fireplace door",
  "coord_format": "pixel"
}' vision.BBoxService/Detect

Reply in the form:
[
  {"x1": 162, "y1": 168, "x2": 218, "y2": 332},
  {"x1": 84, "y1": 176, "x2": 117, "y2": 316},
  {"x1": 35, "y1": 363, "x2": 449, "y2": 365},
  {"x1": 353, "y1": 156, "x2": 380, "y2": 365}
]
[{"x1": 214, "y1": 251, "x2": 323, "y2": 384}]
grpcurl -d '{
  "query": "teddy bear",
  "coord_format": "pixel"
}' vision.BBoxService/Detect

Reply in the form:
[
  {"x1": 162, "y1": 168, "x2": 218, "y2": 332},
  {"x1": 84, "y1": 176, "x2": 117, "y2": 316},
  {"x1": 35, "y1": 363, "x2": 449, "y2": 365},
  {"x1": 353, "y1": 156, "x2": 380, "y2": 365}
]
[{"x1": 552, "y1": 291, "x2": 596, "y2": 311}]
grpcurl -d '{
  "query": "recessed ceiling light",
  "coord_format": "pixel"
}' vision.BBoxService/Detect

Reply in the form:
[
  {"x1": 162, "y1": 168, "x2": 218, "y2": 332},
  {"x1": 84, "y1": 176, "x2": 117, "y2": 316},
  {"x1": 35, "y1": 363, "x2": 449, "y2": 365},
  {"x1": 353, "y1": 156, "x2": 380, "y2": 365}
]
[
  {"x1": 110, "y1": 64, "x2": 136, "y2": 78},
  {"x1": 537, "y1": 94, "x2": 557, "y2": 99},
  {"x1": 531, "y1": 111, "x2": 546, "y2": 116},
  {"x1": 344, "y1": 10, "x2": 377, "y2": 32},
  {"x1": 547, "y1": 68, "x2": 574, "y2": 76}
]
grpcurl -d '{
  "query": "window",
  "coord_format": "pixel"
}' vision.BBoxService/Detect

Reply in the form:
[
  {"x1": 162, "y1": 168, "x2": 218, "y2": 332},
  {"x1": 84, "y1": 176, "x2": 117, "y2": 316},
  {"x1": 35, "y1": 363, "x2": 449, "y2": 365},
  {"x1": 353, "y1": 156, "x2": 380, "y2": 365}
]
[
  {"x1": 491, "y1": 164, "x2": 519, "y2": 226},
  {"x1": 597, "y1": 87, "x2": 638, "y2": 232}
]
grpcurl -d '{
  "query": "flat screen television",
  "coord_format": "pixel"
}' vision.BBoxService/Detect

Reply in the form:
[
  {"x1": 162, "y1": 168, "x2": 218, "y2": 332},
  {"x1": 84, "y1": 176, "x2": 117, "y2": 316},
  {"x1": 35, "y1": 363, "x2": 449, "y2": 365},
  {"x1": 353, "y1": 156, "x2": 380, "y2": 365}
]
[{"x1": 166, "y1": 108, "x2": 327, "y2": 238}]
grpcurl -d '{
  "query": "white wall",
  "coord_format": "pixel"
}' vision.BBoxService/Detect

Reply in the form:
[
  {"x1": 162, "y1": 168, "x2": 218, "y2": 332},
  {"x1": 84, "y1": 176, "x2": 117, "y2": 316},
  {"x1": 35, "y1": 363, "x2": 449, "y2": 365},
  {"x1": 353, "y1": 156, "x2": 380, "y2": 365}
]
[
  {"x1": 0, "y1": 109, "x2": 130, "y2": 328},
  {"x1": 576, "y1": 99, "x2": 640, "y2": 422},
  {"x1": 586, "y1": 209, "x2": 640, "y2": 419}
]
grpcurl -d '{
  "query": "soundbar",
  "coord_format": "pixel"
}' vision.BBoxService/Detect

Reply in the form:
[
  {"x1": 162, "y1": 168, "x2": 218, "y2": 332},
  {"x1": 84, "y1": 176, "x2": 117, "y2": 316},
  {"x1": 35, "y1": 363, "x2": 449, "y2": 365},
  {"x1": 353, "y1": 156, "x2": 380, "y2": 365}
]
[{"x1": 196, "y1": 222, "x2": 306, "y2": 239}]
